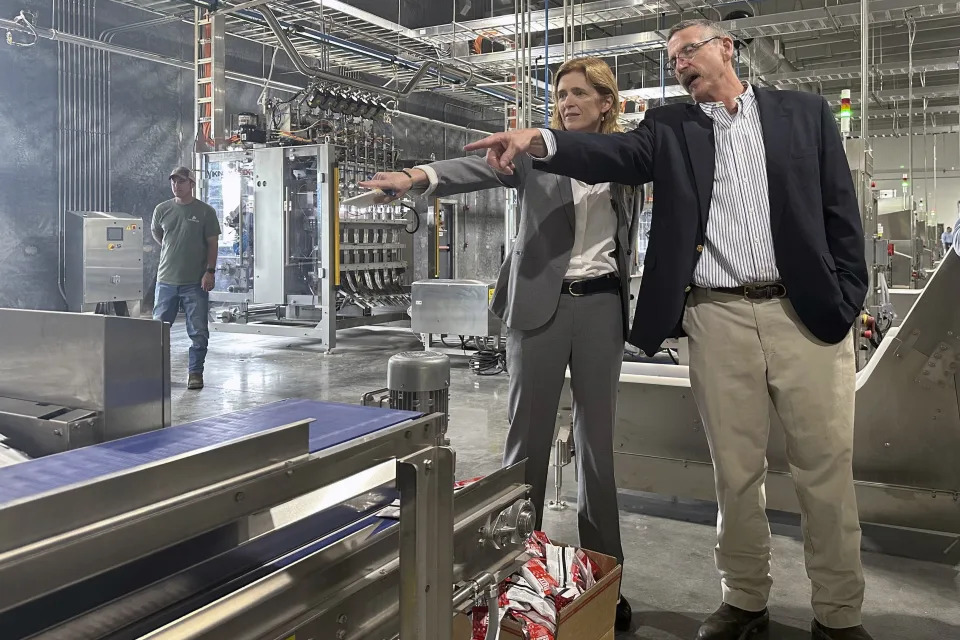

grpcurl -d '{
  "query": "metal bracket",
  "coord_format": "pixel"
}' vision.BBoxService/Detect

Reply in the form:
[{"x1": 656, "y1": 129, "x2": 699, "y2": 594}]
[
  {"x1": 917, "y1": 341, "x2": 960, "y2": 388},
  {"x1": 896, "y1": 328, "x2": 921, "y2": 357},
  {"x1": 360, "y1": 387, "x2": 390, "y2": 408},
  {"x1": 548, "y1": 425, "x2": 574, "y2": 511},
  {"x1": 397, "y1": 446, "x2": 454, "y2": 640}
]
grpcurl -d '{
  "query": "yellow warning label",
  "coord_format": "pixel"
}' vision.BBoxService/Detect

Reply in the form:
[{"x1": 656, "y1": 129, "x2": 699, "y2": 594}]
[{"x1": 488, "y1": 288, "x2": 494, "y2": 302}]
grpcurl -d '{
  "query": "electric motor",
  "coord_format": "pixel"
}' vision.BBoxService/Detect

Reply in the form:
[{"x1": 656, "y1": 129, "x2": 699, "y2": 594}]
[{"x1": 386, "y1": 351, "x2": 450, "y2": 431}]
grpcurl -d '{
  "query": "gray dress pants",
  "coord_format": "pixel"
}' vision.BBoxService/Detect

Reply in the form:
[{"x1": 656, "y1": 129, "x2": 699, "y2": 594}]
[{"x1": 502, "y1": 289, "x2": 625, "y2": 564}]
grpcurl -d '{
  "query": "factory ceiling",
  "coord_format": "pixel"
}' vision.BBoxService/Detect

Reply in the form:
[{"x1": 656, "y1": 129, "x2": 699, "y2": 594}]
[{"x1": 104, "y1": 0, "x2": 960, "y2": 129}]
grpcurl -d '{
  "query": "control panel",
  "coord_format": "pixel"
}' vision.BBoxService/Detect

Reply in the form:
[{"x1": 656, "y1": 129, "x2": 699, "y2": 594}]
[{"x1": 64, "y1": 212, "x2": 144, "y2": 312}]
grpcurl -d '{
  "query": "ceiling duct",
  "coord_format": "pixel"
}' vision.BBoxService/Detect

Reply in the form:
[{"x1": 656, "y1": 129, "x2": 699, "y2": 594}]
[{"x1": 725, "y1": 10, "x2": 818, "y2": 94}]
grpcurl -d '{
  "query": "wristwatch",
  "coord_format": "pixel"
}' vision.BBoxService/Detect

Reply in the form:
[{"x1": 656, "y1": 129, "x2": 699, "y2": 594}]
[{"x1": 206, "y1": 268, "x2": 216, "y2": 274}]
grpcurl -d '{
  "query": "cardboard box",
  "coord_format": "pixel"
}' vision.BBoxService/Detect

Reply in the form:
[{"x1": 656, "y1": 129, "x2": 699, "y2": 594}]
[{"x1": 455, "y1": 548, "x2": 621, "y2": 640}]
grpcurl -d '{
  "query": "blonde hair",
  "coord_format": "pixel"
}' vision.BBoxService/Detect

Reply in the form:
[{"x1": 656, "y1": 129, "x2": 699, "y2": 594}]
[{"x1": 550, "y1": 57, "x2": 622, "y2": 133}]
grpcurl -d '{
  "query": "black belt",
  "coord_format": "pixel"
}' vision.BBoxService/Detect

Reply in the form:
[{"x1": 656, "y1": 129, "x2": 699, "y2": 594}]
[
  {"x1": 560, "y1": 273, "x2": 620, "y2": 296},
  {"x1": 708, "y1": 281, "x2": 787, "y2": 300}
]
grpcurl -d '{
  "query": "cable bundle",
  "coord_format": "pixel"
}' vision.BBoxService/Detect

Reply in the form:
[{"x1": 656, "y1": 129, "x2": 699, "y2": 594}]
[{"x1": 469, "y1": 349, "x2": 507, "y2": 376}]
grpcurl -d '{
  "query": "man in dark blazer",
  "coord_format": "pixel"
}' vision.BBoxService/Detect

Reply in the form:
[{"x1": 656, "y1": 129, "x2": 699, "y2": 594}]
[{"x1": 464, "y1": 18, "x2": 871, "y2": 640}]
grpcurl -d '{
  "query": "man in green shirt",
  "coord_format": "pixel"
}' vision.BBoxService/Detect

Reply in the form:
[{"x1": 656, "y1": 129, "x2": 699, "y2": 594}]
[{"x1": 151, "y1": 166, "x2": 221, "y2": 390}]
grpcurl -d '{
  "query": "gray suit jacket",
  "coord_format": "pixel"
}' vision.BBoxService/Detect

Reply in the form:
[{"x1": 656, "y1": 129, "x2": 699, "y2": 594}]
[{"x1": 421, "y1": 154, "x2": 641, "y2": 338}]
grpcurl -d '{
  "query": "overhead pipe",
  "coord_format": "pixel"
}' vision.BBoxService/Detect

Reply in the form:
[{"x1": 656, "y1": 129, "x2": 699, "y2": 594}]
[
  {"x1": 259, "y1": 5, "x2": 444, "y2": 98},
  {"x1": 5, "y1": 2, "x2": 524, "y2": 108},
  {"x1": 99, "y1": 15, "x2": 179, "y2": 41},
  {"x1": 198, "y1": 1, "x2": 524, "y2": 106},
  {"x1": 1, "y1": 16, "x2": 197, "y2": 67},
  {"x1": 1, "y1": 17, "x2": 499, "y2": 138}
]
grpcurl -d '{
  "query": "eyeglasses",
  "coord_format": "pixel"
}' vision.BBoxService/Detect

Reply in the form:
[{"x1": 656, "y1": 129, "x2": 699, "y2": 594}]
[{"x1": 664, "y1": 36, "x2": 721, "y2": 73}]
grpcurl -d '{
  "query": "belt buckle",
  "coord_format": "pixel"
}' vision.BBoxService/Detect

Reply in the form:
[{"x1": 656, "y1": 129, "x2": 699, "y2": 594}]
[
  {"x1": 743, "y1": 284, "x2": 764, "y2": 300},
  {"x1": 744, "y1": 283, "x2": 785, "y2": 300},
  {"x1": 568, "y1": 279, "x2": 585, "y2": 297}
]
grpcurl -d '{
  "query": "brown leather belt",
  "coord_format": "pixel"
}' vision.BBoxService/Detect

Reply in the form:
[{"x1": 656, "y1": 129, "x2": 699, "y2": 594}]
[
  {"x1": 560, "y1": 273, "x2": 620, "y2": 296},
  {"x1": 709, "y1": 281, "x2": 787, "y2": 300}
]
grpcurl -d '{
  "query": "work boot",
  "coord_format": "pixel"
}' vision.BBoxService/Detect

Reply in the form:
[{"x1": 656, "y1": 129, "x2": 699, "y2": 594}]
[
  {"x1": 812, "y1": 620, "x2": 874, "y2": 639},
  {"x1": 696, "y1": 603, "x2": 769, "y2": 639},
  {"x1": 615, "y1": 595, "x2": 632, "y2": 631},
  {"x1": 187, "y1": 372, "x2": 204, "y2": 390}
]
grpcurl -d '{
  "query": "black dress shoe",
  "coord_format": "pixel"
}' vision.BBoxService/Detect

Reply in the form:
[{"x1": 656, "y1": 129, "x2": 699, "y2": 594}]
[
  {"x1": 615, "y1": 596, "x2": 633, "y2": 631},
  {"x1": 696, "y1": 603, "x2": 769, "y2": 640},
  {"x1": 812, "y1": 620, "x2": 874, "y2": 639}
]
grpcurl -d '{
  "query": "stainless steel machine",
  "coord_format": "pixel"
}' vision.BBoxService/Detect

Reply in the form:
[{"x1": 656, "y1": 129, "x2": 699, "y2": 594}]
[
  {"x1": 557, "y1": 249, "x2": 960, "y2": 540},
  {"x1": 64, "y1": 211, "x2": 144, "y2": 315},
  {"x1": 411, "y1": 279, "x2": 502, "y2": 350},
  {"x1": 0, "y1": 395, "x2": 535, "y2": 640},
  {"x1": 0, "y1": 309, "x2": 171, "y2": 459},
  {"x1": 880, "y1": 209, "x2": 924, "y2": 289},
  {"x1": 199, "y1": 143, "x2": 414, "y2": 349}
]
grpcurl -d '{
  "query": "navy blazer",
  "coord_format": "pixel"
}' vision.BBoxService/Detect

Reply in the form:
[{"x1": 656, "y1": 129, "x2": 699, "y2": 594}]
[{"x1": 535, "y1": 86, "x2": 868, "y2": 357}]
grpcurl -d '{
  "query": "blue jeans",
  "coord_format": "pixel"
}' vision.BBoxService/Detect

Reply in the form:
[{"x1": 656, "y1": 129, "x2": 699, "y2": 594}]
[{"x1": 154, "y1": 283, "x2": 209, "y2": 373}]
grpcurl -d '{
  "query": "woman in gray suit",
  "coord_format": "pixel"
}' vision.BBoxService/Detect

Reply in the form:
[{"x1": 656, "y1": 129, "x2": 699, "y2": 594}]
[{"x1": 360, "y1": 57, "x2": 639, "y2": 631}]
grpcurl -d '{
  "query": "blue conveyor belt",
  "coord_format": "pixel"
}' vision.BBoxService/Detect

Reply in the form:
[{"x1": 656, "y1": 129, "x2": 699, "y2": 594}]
[
  {"x1": 3, "y1": 485, "x2": 401, "y2": 639},
  {"x1": 0, "y1": 398, "x2": 421, "y2": 507}
]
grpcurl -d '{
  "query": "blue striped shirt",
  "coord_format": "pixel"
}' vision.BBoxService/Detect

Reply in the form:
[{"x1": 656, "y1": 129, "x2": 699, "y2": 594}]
[{"x1": 693, "y1": 85, "x2": 780, "y2": 288}]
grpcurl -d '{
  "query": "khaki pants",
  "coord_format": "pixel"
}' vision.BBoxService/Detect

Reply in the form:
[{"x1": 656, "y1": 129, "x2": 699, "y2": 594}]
[{"x1": 683, "y1": 288, "x2": 865, "y2": 628}]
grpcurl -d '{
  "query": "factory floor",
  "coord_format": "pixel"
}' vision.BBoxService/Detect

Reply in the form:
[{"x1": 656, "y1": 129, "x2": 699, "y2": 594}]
[{"x1": 169, "y1": 324, "x2": 960, "y2": 640}]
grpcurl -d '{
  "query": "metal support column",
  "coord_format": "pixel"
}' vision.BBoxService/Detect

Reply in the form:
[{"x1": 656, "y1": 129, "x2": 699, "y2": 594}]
[
  {"x1": 860, "y1": 0, "x2": 869, "y2": 173},
  {"x1": 933, "y1": 134, "x2": 938, "y2": 239},
  {"x1": 318, "y1": 145, "x2": 339, "y2": 350},
  {"x1": 907, "y1": 17, "x2": 917, "y2": 241},
  {"x1": 397, "y1": 446, "x2": 454, "y2": 640},
  {"x1": 923, "y1": 97, "x2": 929, "y2": 220}
]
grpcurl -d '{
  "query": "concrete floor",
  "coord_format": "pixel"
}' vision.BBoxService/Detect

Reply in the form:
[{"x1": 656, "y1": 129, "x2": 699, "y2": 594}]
[{"x1": 170, "y1": 323, "x2": 960, "y2": 640}]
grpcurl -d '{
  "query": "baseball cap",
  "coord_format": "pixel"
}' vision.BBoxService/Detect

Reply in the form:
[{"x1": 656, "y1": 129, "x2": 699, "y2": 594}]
[{"x1": 169, "y1": 166, "x2": 196, "y2": 182}]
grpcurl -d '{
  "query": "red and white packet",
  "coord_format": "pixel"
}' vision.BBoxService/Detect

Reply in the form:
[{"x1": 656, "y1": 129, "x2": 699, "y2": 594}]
[
  {"x1": 454, "y1": 476, "x2": 485, "y2": 492},
  {"x1": 512, "y1": 612, "x2": 555, "y2": 640},
  {"x1": 573, "y1": 548, "x2": 600, "y2": 590},
  {"x1": 520, "y1": 557, "x2": 560, "y2": 598},
  {"x1": 524, "y1": 530, "x2": 551, "y2": 559},
  {"x1": 471, "y1": 531, "x2": 605, "y2": 640},
  {"x1": 504, "y1": 582, "x2": 557, "y2": 628}
]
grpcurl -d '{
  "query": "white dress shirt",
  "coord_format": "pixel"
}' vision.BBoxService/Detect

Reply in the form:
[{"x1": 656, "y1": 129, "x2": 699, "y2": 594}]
[
  {"x1": 565, "y1": 179, "x2": 618, "y2": 279},
  {"x1": 415, "y1": 163, "x2": 618, "y2": 280},
  {"x1": 539, "y1": 85, "x2": 779, "y2": 288},
  {"x1": 693, "y1": 85, "x2": 779, "y2": 288}
]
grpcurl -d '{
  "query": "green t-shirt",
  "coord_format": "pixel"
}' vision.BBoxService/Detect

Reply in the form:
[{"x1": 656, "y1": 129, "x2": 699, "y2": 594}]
[{"x1": 151, "y1": 198, "x2": 221, "y2": 286}]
